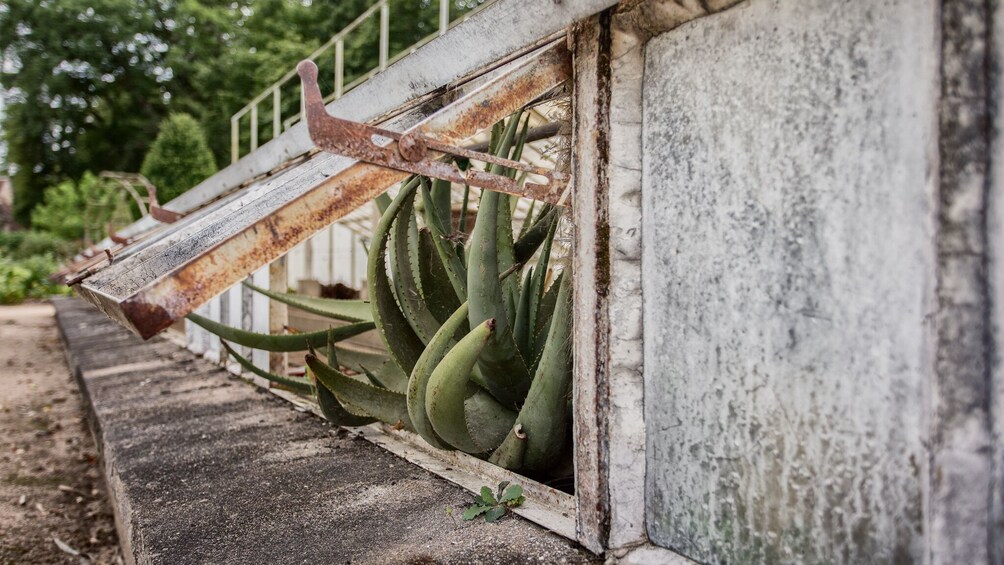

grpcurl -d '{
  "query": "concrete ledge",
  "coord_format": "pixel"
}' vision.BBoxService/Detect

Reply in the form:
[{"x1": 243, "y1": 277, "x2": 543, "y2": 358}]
[{"x1": 52, "y1": 297, "x2": 595, "y2": 565}]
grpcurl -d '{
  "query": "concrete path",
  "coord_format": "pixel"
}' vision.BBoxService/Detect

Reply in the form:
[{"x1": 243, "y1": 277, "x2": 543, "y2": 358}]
[
  {"x1": 0, "y1": 303, "x2": 120, "y2": 564},
  {"x1": 52, "y1": 297, "x2": 595, "y2": 565}
]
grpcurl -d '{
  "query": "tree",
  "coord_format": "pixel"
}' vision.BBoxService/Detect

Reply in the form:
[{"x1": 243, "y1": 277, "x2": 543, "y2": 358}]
[
  {"x1": 0, "y1": 0, "x2": 173, "y2": 224},
  {"x1": 140, "y1": 113, "x2": 217, "y2": 203}
]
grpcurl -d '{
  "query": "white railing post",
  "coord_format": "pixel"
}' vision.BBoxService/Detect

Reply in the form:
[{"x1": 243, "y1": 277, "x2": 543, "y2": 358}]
[
  {"x1": 335, "y1": 39, "x2": 345, "y2": 98},
  {"x1": 272, "y1": 88, "x2": 281, "y2": 138},
  {"x1": 230, "y1": 116, "x2": 239, "y2": 164},
  {"x1": 380, "y1": 1, "x2": 390, "y2": 70},
  {"x1": 250, "y1": 104, "x2": 258, "y2": 151},
  {"x1": 439, "y1": 0, "x2": 449, "y2": 35}
]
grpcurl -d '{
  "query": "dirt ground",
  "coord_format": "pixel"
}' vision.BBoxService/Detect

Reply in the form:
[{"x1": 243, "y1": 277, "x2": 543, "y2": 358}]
[{"x1": 0, "y1": 303, "x2": 120, "y2": 564}]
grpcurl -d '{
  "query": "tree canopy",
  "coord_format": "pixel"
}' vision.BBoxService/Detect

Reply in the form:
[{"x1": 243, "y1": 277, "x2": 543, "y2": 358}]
[{"x1": 1, "y1": 0, "x2": 483, "y2": 225}]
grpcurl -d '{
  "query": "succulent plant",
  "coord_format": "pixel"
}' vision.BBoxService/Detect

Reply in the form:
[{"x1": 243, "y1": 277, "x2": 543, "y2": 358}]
[
  {"x1": 308, "y1": 112, "x2": 573, "y2": 474},
  {"x1": 188, "y1": 110, "x2": 572, "y2": 477}
]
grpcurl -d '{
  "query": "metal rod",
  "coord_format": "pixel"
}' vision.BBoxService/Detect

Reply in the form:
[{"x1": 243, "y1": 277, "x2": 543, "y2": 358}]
[
  {"x1": 440, "y1": 0, "x2": 449, "y2": 36},
  {"x1": 250, "y1": 104, "x2": 258, "y2": 151},
  {"x1": 379, "y1": 3, "x2": 389, "y2": 71},
  {"x1": 231, "y1": 117, "x2": 239, "y2": 164},
  {"x1": 272, "y1": 88, "x2": 281, "y2": 138},
  {"x1": 335, "y1": 39, "x2": 344, "y2": 98}
]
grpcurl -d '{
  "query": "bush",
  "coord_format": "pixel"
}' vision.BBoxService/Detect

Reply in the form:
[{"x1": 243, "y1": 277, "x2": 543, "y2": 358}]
[
  {"x1": 31, "y1": 176, "x2": 87, "y2": 240},
  {"x1": 0, "y1": 254, "x2": 70, "y2": 304},
  {"x1": 140, "y1": 114, "x2": 217, "y2": 203},
  {"x1": 0, "y1": 231, "x2": 76, "y2": 260}
]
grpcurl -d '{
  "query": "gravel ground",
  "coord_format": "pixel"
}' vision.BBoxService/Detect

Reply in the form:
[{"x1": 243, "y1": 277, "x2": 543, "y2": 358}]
[{"x1": 0, "y1": 302, "x2": 121, "y2": 564}]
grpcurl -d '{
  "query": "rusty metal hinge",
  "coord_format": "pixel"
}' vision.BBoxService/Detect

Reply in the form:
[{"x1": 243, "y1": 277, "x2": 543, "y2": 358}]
[{"x1": 296, "y1": 60, "x2": 569, "y2": 206}]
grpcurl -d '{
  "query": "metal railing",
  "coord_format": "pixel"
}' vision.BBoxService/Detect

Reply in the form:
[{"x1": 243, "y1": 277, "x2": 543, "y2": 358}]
[{"x1": 230, "y1": 0, "x2": 492, "y2": 164}]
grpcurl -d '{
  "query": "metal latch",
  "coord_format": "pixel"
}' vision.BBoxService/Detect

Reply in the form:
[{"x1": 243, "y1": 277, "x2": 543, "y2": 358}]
[{"x1": 296, "y1": 60, "x2": 569, "y2": 206}]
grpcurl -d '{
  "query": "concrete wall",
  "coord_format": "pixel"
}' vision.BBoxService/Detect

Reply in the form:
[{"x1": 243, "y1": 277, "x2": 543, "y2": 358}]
[{"x1": 642, "y1": 0, "x2": 950, "y2": 562}]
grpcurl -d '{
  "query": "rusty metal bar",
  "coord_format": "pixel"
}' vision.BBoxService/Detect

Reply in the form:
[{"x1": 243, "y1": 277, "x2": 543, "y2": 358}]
[
  {"x1": 74, "y1": 40, "x2": 570, "y2": 339},
  {"x1": 298, "y1": 60, "x2": 569, "y2": 205}
]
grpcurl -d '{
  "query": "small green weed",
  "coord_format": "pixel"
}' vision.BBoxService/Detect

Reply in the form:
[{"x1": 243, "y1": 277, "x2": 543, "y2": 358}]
[{"x1": 462, "y1": 481, "x2": 525, "y2": 523}]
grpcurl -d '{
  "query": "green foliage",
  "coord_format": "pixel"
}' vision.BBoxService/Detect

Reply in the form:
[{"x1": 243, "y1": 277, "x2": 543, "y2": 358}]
[
  {"x1": 0, "y1": 231, "x2": 76, "y2": 261},
  {"x1": 0, "y1": 255, "x2": 70, "y2": 304},
  {"x1": 28, "y1": 172, "x2": 131, "y2": 243},
  {"x1": 462, "y1": 482, "x2": 525, "y2": 523},
  {"x1": 140, "y1": 114, "x2": 217, "y2": 203},
  {"x1": 1, "y1": 0, "x2": 488, "y2": 224}
]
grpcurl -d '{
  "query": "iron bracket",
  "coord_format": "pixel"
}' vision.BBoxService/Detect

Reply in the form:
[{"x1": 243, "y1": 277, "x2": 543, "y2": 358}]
[{"x1": 296, "y1": 60, "x2": 569, "y2": 206}]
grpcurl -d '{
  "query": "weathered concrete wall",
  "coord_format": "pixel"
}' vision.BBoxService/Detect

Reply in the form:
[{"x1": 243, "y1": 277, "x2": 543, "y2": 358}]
[{"x1": 642, "y1": 0, "x2": 939, "y2": 562}]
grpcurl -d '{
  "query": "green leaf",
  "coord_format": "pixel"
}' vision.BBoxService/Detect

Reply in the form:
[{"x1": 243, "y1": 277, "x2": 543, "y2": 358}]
[
  {"x1": 510, "y1": 272, "x2": 574, "y2": 472},
  {"x1": 368, "y1": 180, "x2": 426, "y2": 375},
  {"x1": 467, "y1": 187, "x2": 532, "y2": 406},
  {"x1": 187, "y1": 312, "x2": 373, "y2": 352},
  {"x1": 392, "y1": 184, "x2": 441, "y2": 344},
  {"x1": 219, "y1": 341, "x2": 313, "y2": 394},
  {"x1": 421, "y1": 182, "x2": 468, "y2": 301},
  {"x1": 513, "y1": 205, "x2": 556, "y2": 264},
  {"x1": 462, "y1": 505, "x2": 490, "y2": 521},
  {"x1": 484, "y1": 506, "x2": 505, "y2": 523},
  {"x1": 418, "y1": 228, "x2": 464, "y2": 329},
  {"x1": 242, "y1": 282, "x2": 372, "y2": 322},
  {"x1": 306, "y1": 353, "x2": 414, "y2": 431},
  {"x1": 463, "y1": 389, "x2": 517, "y2": 453},
  {"x1": 480, "y1": 486, "x2": 497, "y2": 506},
  {"x1": 500, "y1": 484, "x2": 523, "y2": 504},
  {"x1": 407, "y1": 303, "x2": 470, "y2": 451},
  {"x1": 426, "y1": 319, "x2": 495, "y2": 453}
]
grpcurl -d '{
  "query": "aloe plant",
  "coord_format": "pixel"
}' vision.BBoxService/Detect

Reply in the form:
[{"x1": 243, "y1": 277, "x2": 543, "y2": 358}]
[
  {"x1": 190, "y1": 110, "x2": 572, "y2": 478},
  {"x1": 310, "y1": 112, "x2": 573, "y2": 475}
]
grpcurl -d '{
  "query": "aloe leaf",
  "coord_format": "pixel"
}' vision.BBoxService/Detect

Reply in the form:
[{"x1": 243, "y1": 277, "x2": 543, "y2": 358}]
[
  {"x1": 375, "y1": 192, "x2": 392, "y2": 214},
  {"x1": 368, "y1": 180, "x2": 426, "y2": 375},
  {"x1": 369, "y1": 359, "x2": 409, "y2": 395},
  {"x1": 513, "y1": 205, "x2": 556, "y2": 264},
  {"x1": 187, "y1": 312, "x2": 373, "y2": 352},
  {"x1": 329, "y1": 345, "x2": 388, "y2": 374},
  {"x1": 310, "y1": 334, "x2": 376, "y2": 426},
  {"x1": 488, "y1": 424, "x2": 527, "y2": 470},
  {"x1": 517, "y1": 199, "x2": 537, "y2": 240},
  {"x1": 392, "y1": 184, "x2": 441, "y2": 344},
  {"x1": 306, "y1": 353, "x2": 413, "y2": 431},
  {"x1": 464, "y1": 389, "x2": 517, "y2": 453},
  {"x1": 407, "y1": 303, "x2": 470, "y2": 451},
  {"x1": 426, "y1": 178, "x2": 453, "y2": 233},
  {"x1": 243, "y1": 282, "x2": 372, "y2": 322},
  {"x1": 426, "y1": 319, "x2": 495, "y2": 453},
  {"x1": 418, "y1": 228, "x2": 464, "y2": 329},
  {"x1": 458, "y1": 182, "x2": 471, "y2": 249},
  {"x1": 509, "y1": 272, "x2": 573, "y2": 471},
  {"x1": 528, "y1": 214, "x2": 559, "y2": 344},
  {"x1": 219, "y1": 341, "x2": 313, "y2": 394},
  {"x1": 531, "y1": 270, "x2": 564, "y2": 374},
  {"x1": 467, "y1": 187, "x2": 532, "y2": 407},
  {"x1": 513, "y1": 267, "x2": 534, "y2": 362},
  {"x1": 421, "y1": 182, "x2": 468, "y2": 301}
]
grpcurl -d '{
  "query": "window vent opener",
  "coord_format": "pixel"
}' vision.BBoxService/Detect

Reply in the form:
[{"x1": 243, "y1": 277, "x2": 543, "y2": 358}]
[{"x1": 297, "y1": 60, "x2": 569, "y2": 207}]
